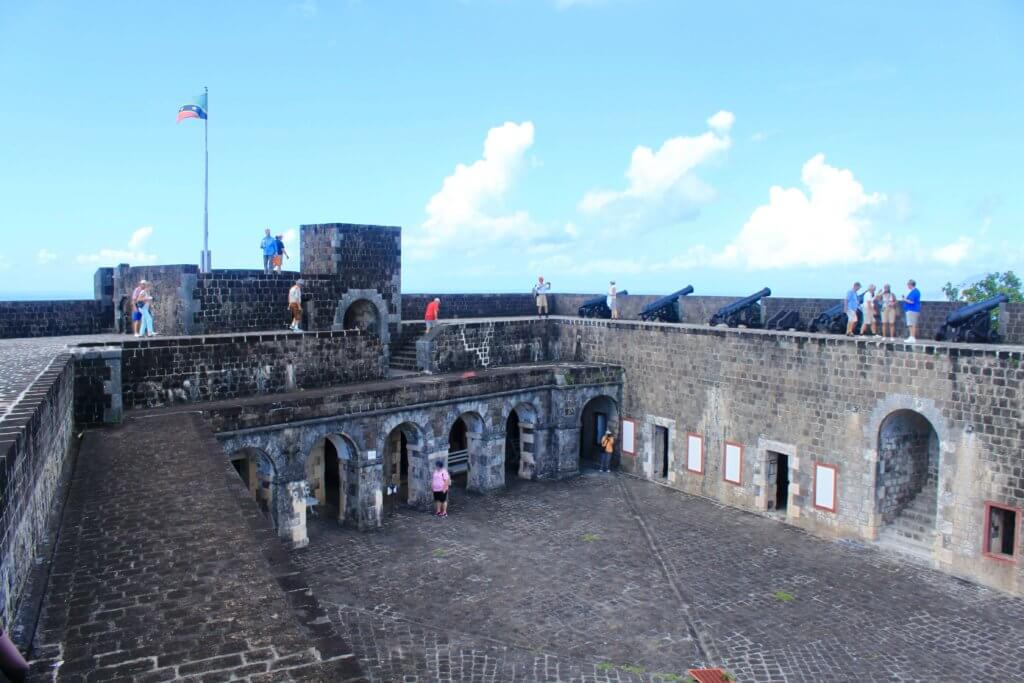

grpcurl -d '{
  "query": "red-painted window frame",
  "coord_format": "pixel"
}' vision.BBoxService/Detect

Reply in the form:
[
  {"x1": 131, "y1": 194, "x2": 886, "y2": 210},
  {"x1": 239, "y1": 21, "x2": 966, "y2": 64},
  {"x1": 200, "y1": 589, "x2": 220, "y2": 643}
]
[
  {"x1": 982, "y1": 501, "x2": 1021, "y2": 563},
  {"x1": 812, "y1": 461, "x2": 838, "y2": 513},
  {"x1": 722, "y1": 440, "x2": 743, "y2": 485}
]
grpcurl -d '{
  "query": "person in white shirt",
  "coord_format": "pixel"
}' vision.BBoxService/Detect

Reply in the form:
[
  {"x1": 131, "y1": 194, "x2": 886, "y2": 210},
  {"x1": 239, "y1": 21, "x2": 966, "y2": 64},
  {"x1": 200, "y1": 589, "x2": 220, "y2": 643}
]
[
  {"x1": 532, "y1": 276, "x2": 551, "y2": 318},
  {"x1": 860, "y1": 284, "x2": 879, "y2": 336},
  {"x1": 288, "y1": 279, "x2": 304, "y2": 332},
  {"x1": 607, "y1": 281, "x2": 619, "y2": 319}
]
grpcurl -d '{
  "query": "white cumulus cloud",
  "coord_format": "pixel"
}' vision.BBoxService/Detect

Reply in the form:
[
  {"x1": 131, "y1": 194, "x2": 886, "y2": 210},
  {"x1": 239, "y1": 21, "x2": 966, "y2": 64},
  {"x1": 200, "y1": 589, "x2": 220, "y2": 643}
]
[
  {"x1": 411, "y1": 121, "x2": 557, "y2": 258},
  {"x1": 932, "y1": 236, "x2": 972, "y2": 266},
  {"x1": 77, "y1": 226, "x2": 158, "y2": 265},
  {"x1": 579, "y1": 111, "x2": 735, "y2": 230},
  {"x1": 36, "y1": 249, "x2": 58, "y2": 265},
  {"x1": 712, "y1": 154, "x2": 887, "y2": 269}
]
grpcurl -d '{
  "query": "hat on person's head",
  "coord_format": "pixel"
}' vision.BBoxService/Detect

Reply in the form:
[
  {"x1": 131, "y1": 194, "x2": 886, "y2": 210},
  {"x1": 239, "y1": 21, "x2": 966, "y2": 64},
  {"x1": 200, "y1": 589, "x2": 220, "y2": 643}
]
[
  {"x1": 605, "y1": 430, "x2": 613, "y2": 435},
  {"x1": 435, "y1": 460, "x2": 444, "y2": 469},
  {"x1": 295, "y1": 279, "x2": 305, "y2": 285}
]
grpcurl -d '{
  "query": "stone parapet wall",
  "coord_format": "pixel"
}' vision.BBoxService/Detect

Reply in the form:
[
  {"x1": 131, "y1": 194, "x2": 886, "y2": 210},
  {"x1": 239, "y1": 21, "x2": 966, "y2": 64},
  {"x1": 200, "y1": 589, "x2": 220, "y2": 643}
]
[
  {"x1": 402, "y1": 294, "x2": 537, "y2": 320},
  {"x1": 0, "y1": 354, "x2": 75, "y2": 628},
  {"x1": 193, "y1": 270, "x2": 301, "y2": 334},
  {"x1": 0, "y1": 300, "x2": 113, "y2": 339},
  {"x1": 418, "y1": 319, "x2": 551, "y2": 374},
  {"x1": 78, "y1": 329, "x2": 386, "y2": 410}
]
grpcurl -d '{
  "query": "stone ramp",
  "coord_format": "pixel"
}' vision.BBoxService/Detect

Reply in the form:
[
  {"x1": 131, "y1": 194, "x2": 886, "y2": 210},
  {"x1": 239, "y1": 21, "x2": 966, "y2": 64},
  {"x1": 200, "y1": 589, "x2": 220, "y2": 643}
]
[{"x1": 26, "y1": 412, "x2": 365, "y2": 682}]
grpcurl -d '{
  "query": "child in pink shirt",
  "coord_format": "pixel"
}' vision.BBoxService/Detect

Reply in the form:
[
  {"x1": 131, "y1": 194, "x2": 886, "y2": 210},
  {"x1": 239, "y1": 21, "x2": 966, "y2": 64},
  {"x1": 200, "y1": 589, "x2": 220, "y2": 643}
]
[{"x1": 432, "y1": 460, "x2": 451, "y2": 517}]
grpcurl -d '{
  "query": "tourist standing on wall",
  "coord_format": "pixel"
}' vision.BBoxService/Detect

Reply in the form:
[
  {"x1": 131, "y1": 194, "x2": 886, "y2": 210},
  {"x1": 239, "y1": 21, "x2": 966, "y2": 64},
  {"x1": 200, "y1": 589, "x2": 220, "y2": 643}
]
[
  {"x1": 599, "y1": 430, "x2": 615, "y2": 472},
  {"x1": 861, "y1": 284, "x2": 879, "y2": 336},
  {"x1": 845, "y1": 282, "x2": 861, "y2": 336},
  {"x1": 261, "y1": 228, "x2": 278, "y2": 274},
  {"x1": 901, "y1": 279, "x2": 921, "y2": 343},
  {"x1": 288, "y1": 279, "x2": 304, "y2": 332},
  {"x1": 608, "y1": 281, "x2": 619, "y2": 319},
  {"x1": 137, "y1": 285, "x2": 157, "y2": 337},
  {"x1": 880, "y1": 284, "x2": 897, "y2": 339},
  {"x1": 273, "y1": 234, "x2": 288, "y2": 273},
  {"x1": 432, "y1": 460, "x2": 451, "y2": 517},
  {"x1": 424, "y1": 297, "x2": 440, "y2": 332},
  {"x1": 130, "y1": 279, "x2": 146, "y2": 335},
  {"x1": 533, "y1": 276, "x2": 551, "y2": 318}
]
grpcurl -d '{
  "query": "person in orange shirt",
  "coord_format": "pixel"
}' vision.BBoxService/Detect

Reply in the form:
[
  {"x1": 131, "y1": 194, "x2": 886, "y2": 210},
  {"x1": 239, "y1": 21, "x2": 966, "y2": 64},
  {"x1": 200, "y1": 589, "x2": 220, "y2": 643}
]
[{"x1": 424, "y1": 297, "x2": 440, "y2": 332}]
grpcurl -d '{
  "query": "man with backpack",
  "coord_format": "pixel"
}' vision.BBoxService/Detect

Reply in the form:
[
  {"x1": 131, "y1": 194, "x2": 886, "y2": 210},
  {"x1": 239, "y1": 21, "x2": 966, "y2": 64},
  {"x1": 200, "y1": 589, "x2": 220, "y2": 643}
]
[{"x1": 261, "y1": 228, "x2": 278, "y2": 274}]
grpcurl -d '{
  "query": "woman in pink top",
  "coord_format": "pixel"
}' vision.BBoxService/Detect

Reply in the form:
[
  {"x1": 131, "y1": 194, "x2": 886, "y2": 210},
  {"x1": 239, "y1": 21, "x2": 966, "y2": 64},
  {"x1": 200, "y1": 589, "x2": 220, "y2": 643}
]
[{"x1": 432, "y1": 460, "x2": 451, "y2": 517}]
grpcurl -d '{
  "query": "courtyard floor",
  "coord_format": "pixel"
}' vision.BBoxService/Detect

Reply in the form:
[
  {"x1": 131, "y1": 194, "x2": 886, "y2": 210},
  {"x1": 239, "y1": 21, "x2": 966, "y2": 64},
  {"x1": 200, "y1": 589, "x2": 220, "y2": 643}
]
[{"x1": 295, "y1": 470, "x2": 1024, "y2": 683}]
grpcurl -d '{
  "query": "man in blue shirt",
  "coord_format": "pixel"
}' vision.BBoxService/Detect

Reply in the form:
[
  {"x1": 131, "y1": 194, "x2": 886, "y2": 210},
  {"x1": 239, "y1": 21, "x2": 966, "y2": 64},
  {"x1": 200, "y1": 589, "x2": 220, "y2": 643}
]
[
  {"x1": 901, "y1": 279, "x2": 922, "y2": 343},
  {"x1": 845, "y1": 282, "x2": 861, "y2": 336},
  {"x1": 260, "y1": 228, "x2": 278, "y2": 274}
]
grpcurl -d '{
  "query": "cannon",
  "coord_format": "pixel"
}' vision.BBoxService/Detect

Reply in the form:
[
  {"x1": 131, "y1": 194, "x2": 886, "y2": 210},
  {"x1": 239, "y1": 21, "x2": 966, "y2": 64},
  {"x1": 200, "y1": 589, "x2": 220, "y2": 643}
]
[
  {"x1": 808, "y1": 293, "x2": 864, "y2": 334},
  {"x1": 709, "y1": 288, "x2": 771, "y2": 328},
  {"x1": 935, "y1": 294, "x2": 1008, "y2": 343},
  {"x1": 765, "y1": 309, "x2": 803, "y2": 331},
  {"x1": 640, "y1": 285, "x2": 694, "y2": 322},
  {"x1": 578, "y1": 290, "x2": 628, "y2": 319}
]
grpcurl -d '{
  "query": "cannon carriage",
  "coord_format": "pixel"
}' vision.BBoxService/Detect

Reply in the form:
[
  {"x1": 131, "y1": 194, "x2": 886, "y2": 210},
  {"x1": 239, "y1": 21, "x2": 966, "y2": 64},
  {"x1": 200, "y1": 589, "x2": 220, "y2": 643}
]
[
  {"x1": 808, "y1": 294, "x2": 864, "y2": 334},
  {"x1": 708, "y1": 288, "x2": 771, "y2": 328},
  {"x1": 639, "y1": 285, "x2": 694, "y2": 323},
  {"x1": 765, "y1": 309, "x2": 803, "y2": 331},
  {"x1": 578, "y1": 290, "x2": 629, "y2": 319},
  {"x1": 934, "y1": 294, "x2": 1007, "y2": 343}
]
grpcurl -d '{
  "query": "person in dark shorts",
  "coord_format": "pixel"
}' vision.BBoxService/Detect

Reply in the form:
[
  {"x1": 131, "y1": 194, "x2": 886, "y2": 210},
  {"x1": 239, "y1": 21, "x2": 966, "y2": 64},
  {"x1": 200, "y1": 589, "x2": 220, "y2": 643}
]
[{"x1": 432, "y1": 460, "x2": 451, "y2": 517}]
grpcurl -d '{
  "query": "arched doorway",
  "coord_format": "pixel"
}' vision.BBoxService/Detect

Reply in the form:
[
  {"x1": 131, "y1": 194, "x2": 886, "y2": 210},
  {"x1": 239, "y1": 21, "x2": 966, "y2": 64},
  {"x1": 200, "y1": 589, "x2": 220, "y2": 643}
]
[
  {"x1": 383, "y1": 423, "x2": 422, "y2": 512},
  {"x1": 876, "y1": 410, "x2": 940, "y2": 552},
  {"x1": 230, "y1": 447, "x2": 276, "y2": 526},
  {"x1": 305, "y1": 434, "x2": 355, "y2": 524},
  {"x1": 579, "y1": 395, "x2": 619, "y2": 471},
  {"x1": 505, "y1": 410, "x2": 521, "y2": 477},
  {"x1": 449, "y1": 412, "x2": 484, "y2": 490},
  {"x1": 342, "y1": 299, "x2": 382, "y2": 337}
]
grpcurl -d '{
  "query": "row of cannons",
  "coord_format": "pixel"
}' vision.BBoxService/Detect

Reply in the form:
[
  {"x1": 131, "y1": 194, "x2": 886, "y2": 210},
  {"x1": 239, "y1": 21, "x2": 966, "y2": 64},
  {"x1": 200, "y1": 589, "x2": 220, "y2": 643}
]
[{"x1": 577, "y1": 288, "x2": 1009, "y2": 343}]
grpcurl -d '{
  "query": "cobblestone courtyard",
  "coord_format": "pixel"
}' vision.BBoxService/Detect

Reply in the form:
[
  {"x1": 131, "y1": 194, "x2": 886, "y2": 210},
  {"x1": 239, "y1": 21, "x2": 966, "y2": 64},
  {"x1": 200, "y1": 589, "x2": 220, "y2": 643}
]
[{"x1": 294, "y1": 471, "x2": 1024, "y2": 683}]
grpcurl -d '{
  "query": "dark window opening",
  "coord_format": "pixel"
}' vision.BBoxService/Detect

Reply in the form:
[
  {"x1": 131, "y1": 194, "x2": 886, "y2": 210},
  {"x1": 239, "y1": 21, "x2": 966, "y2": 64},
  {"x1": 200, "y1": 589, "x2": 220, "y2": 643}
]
[
  {"x1": 324, "y1": 440, "x2": 341, "y2": 512},
  {"x1": 655, "y1": 426, "x2": 669, "y2": 479},
  {"x1": 986, "y1": 505, "x2": 1018, "y2": 558}
]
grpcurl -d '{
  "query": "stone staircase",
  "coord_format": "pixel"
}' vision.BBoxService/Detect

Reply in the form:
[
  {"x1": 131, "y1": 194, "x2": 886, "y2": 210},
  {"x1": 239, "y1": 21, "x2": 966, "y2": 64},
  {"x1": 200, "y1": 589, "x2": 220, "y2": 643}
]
[
  {"x1": 389, "y1": 324, "x2": 426, "y2": 373},
  {"x1": 876, "y1": 486, "x2": 938, "y2": 563}
]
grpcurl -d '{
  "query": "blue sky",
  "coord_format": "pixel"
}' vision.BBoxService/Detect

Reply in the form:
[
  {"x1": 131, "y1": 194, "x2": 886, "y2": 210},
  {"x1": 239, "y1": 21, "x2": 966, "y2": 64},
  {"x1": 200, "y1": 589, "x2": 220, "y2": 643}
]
[{"x1": 1, "y1": 0, "x2": 1021, "y2": 300}]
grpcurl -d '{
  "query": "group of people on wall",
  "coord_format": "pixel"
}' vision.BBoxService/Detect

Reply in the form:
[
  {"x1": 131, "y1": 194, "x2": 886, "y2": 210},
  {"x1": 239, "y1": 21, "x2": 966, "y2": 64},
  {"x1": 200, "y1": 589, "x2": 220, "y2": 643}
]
[
  {"x1": 846, "y1": 279, "x2": 922, "y2": 343},
  {"x1": 259, "y1": 228, "x2": 290, "y2": 274}
]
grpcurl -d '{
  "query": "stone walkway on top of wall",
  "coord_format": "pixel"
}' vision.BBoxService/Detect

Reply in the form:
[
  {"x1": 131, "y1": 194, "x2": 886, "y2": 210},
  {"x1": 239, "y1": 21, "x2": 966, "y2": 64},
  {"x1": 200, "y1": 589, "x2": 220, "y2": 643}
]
[
  {"x1": 24, "y1": 412, "x2": 365, "y2": 682},
  {"x1": 293, "y1": 472, "x2": 1024, "y2": 683}
]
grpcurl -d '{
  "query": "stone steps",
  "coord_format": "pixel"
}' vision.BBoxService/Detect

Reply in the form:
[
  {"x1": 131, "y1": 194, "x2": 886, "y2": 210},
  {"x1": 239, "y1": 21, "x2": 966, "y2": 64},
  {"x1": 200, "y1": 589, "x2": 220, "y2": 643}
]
[
  {"x1": 876, "y1": 487, "x2": 938, "y2": 563},
  {"x1": 389, "y1": 326, "x2": 424, "y2": 372}
]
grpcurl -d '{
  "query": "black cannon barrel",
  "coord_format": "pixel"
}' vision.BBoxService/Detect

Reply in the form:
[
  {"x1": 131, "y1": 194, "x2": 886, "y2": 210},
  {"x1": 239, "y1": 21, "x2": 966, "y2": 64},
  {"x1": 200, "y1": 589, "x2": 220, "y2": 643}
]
[
  {"x1": 945, "y1": 294, "x2": 1008, "y2": 325},
  {"x1": 709, "y1": 287, "x2": 771, "y2": 327},
  {"x1": 640, "y1": 285, "x2": 694, "y2": 322},
  {"x1": 577, "y1": 290, "x2": 629, "y2": 318}
]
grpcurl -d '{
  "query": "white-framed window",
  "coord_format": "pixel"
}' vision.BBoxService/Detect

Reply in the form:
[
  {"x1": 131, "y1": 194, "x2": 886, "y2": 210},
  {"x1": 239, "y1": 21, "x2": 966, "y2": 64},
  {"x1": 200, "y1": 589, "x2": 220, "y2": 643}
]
[
  {"x1": 686, "y1": 433, "x2": 704, "y2": 474},
  {"x1": 723, "y1": 441, "x2": 742, "y2": 485}
]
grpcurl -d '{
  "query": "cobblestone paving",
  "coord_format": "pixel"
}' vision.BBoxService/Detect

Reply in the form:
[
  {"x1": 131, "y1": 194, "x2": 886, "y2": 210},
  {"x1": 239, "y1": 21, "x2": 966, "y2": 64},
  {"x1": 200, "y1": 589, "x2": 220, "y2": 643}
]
[
  {"x1": 293, "y1": 472, "x2": 1024, "y2": 682},
  {"x1": 27, "y1": 413, "x2": 364, "y2": 682}
]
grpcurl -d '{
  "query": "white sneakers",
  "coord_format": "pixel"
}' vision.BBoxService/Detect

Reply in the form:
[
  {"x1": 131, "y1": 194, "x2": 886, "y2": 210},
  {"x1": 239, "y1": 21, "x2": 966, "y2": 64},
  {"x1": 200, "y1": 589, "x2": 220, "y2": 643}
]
[{"x1": 904, "y1": 336, "x2": 916, "y2": 343}]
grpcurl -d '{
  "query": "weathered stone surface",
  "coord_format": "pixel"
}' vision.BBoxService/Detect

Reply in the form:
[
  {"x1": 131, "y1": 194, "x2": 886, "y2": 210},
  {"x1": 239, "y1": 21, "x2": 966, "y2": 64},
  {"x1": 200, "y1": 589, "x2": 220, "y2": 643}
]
[
  {"x1": 25, "y1": 412, "x2": 364, "y2": 681},
  {"x1": 0, "y1": 299, "x2": 113, "y2": 339}
]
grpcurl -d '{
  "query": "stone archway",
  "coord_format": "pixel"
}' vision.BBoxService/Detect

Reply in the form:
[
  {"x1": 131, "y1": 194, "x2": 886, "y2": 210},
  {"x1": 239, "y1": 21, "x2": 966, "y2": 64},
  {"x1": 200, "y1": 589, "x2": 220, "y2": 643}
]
[
  {"x1": 506, "y1": 401, "x2": 539, "y2": 480},
  {"x1": 304, "y1": 433, "x2": 357, "y2": 525},
  {"x1": 383, "y1": 422, "x2": 425, "y2": 512},
  {"x1": 334, "y1": 288, "x2": 391, "y2": 352},
  {"x1": 229, "y1": 447, "x2": 277, "y2": 527},
  {"x1": 342, "y1": 299, "x2": 381, "y2": 336},
  {"x1": 449, "y1": 412, "x2": 485, "y2": 491},
  {"x1": 579, "y1": 395, "x2": 619, "y2": 471},
  {"x1": 876, "y1": 410, "x2": 940, "y2": 524}
]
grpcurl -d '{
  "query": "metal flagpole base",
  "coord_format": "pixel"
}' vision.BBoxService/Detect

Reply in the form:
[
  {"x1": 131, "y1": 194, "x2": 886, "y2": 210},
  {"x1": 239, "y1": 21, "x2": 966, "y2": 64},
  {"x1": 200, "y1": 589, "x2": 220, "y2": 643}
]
[{"x1": 200, "y1": 250, "x2": 212, "y2": 273}]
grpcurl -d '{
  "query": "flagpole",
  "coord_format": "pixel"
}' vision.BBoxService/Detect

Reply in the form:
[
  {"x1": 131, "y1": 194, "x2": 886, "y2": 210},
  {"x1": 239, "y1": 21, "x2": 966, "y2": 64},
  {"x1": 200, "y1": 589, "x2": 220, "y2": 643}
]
[{"x1": 202, "y1": 86, "x2": 210, "y2": 273}]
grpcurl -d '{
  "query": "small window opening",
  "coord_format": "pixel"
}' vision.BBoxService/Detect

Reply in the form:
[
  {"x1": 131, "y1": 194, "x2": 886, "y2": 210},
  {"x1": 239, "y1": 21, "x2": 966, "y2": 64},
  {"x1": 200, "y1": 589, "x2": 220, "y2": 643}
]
[
  {"x1": 655, "y1": 426, "x2": 669, "y2": 479},
  {"x1": 986, "y1": 505, "x2": 1018, "y2": 559}
]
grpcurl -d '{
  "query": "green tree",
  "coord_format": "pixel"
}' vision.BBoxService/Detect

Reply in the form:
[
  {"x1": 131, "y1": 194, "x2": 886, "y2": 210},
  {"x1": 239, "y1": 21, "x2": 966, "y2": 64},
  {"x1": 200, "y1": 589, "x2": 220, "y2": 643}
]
[{"x1": 943, "y1": 271, "x2": 1023, "y2": 303}]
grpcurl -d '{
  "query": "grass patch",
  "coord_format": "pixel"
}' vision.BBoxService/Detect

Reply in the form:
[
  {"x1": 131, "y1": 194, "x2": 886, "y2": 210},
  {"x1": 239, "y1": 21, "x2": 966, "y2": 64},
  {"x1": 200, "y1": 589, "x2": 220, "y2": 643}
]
[
  {"x1": 581, "y1": 533, "x2": 601, "y2": 542},
  {"x1": 596, "y1": 662, "x2": 645, "y2": 675},
  {"x1": 432, "y1": 548, "x2": 449, "y2": 558},
  {"x1": 773, "y1": 589, "x2": 795, "y2": 602},
  {"x1": 596, "y1": 662, "x2": 615, "y2": 671}
]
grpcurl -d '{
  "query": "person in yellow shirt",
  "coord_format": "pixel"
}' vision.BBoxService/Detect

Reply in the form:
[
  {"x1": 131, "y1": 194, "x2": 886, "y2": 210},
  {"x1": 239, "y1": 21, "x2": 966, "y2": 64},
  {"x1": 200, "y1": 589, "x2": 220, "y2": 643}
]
[{"x1": 599, "y1": 430, "x2": 615, "y2": 472}]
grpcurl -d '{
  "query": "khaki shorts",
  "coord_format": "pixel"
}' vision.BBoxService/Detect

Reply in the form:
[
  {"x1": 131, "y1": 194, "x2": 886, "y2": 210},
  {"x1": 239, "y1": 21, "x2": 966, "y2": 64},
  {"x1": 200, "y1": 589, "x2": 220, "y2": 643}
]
[
  {"x1": 289, "y1": 302, "x2": 302, "y2": 322},
  {"x1": 846, "y1": 310, "x2": 858, "y2": 322},
  {"x1": 536, "y1": 294, "x2": 548, "y2": 308},
  {"x1": 906, "y1": 311, "x2": 920, "y2": 327},
  {"x1": 882, "y1": 308, "x2": 896, "y2": 323}
]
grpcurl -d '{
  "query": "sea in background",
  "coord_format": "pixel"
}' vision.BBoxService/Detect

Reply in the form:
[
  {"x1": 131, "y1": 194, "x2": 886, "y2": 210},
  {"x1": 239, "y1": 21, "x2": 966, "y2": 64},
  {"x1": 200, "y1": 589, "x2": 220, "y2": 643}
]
[{"x1": 0, "y1": 291, "x2": 94, "y2": 301}]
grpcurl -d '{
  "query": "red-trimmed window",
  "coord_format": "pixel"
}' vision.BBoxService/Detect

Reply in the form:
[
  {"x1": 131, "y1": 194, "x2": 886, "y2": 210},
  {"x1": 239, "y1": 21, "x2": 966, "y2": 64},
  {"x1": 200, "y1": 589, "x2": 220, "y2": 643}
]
[
  {"x1": 685, "y1": 432, "x2": 704, "y2": 475},
  {"x1": 723, "y1": 441, "x2": 742, "y2": 485},
  {"x1": 621, "y1": 418, "x2": 637, "y2": 455},
  {"x1": 813, "y1": 462, "x2": 838, "y2": 513},
  {"x1": 983, "y1": 502, "x2": 1020, "y2": 562}
]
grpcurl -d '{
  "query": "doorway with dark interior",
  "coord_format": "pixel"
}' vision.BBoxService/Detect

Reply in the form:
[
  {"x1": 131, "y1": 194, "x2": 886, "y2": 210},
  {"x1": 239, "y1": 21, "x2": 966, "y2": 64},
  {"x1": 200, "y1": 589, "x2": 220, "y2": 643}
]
[
  {"x1": 655, "y1": 426, "x2": 669, "y2": 479},
  {"x1": 505, "y1": 410, "x2": 521, "y2": 478},
  {"x1": 767, "y1": 451, "x2": 789, "y2": 513}
]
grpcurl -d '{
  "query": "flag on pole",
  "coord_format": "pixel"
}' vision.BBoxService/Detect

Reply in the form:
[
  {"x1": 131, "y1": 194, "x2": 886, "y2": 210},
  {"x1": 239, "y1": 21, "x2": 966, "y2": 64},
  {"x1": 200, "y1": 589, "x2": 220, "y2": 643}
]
[{"x1": 176, "y1": 92, "x2": 208, "y2": 123}]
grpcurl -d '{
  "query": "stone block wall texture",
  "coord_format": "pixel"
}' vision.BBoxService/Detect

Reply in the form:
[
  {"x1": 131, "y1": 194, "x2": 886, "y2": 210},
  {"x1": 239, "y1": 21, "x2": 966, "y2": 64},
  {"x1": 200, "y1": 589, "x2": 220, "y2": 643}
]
[
  {"x1": 419, "y1": 319, "x2": 551, "y2": 374},
  {"x1": 113, "y1": 264, "x2": 200, "y2": 335},
  {"x1": 999, "y1": 303, "x2": 1024, "y2": 345},
  {"x1": 0, "y1": 299, "x2": 113, "y2": 339},
  {"x1": 544, "y1": 318, "x2": 1024, "y2": 593},
  {"x1": 402, "y1": 294, "x2": 537, "y2": 320},
  {"x1": 115, "y1": 329, "x2": 386, "y2": 409},
  {"x1": 193, "y1": 269, "x2": 301, "y2": 333},
  {"x1": 72, "y1": 347, "x2": 123, "y2": 427},
  {"x1": 0, "y1": 354, "x2": 74, "y2": 628}
]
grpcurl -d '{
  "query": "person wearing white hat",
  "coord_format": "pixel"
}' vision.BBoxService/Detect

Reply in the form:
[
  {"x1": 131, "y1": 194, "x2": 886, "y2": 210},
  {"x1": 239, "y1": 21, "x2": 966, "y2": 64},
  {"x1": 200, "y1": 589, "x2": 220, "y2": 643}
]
[{"x1": 288, "y1": 279, "x2": 305, "y2": 332}]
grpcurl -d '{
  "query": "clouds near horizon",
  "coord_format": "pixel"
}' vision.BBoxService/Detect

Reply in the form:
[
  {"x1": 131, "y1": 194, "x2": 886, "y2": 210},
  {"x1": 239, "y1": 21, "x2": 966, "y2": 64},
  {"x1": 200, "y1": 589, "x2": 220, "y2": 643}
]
[{"x1": 76, "y1": 226, "x2": 157, "y2": 265}]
